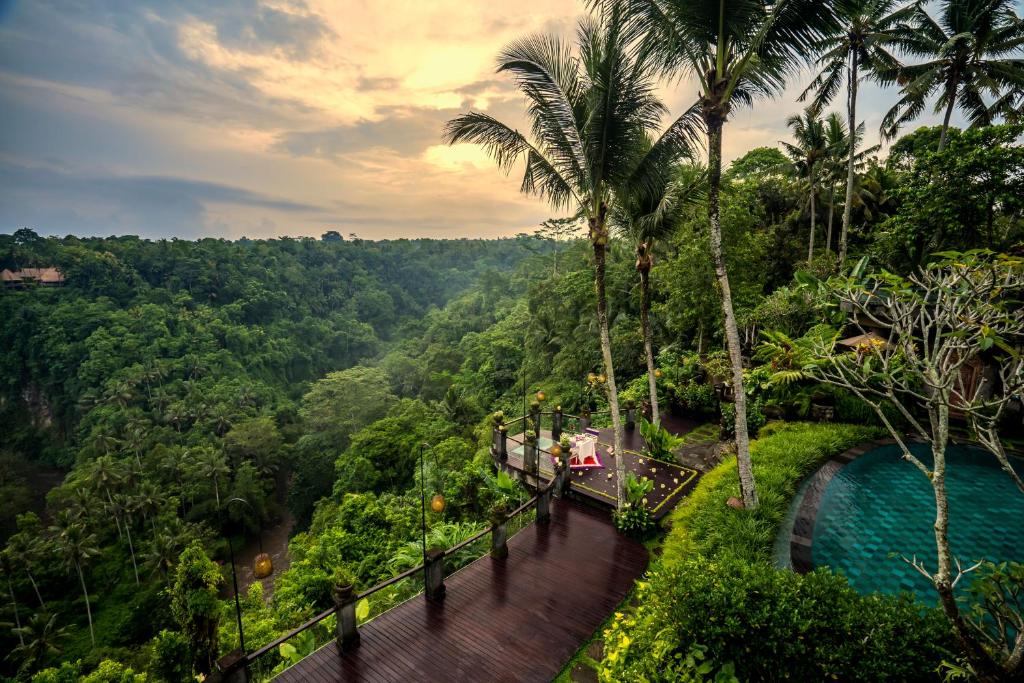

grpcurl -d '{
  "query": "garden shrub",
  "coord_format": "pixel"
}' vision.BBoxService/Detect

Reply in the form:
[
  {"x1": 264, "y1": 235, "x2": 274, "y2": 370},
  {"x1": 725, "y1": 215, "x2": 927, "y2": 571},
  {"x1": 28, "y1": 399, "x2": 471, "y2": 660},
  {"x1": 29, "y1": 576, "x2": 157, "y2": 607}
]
[
  {"x1": 719, "y1": 397, "x2": 766, "y2": 440},
  {"x1": 600, "y1": 556, "x2": 954, "y2": 682},
  {"x1": 664, "y1": 422, "x2": 881, "y2": 565}
]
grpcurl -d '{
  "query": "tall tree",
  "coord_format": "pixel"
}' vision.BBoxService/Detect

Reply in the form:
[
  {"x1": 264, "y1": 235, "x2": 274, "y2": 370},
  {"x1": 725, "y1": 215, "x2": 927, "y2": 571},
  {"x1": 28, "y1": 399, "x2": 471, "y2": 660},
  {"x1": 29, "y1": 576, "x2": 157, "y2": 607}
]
[
  {"x1": 782, "y1": 106, "x2": 829, "y2": 263},
  {"x1": 613, "y1": 163, "x2": 704, "y2": 425},
  {"x1": 49, "y1": 513, "x2": 100, "y2": 647},
  {"x1": 881, "y1": 0, "x2": 1024, "y2": 151},
  {"x1": 622, "y1": 0, "x2": 838, "y2": 507},
  {"x1": 801, "y1": 0, "x2": 910, "y2": 264},
  {"x1": 444, "y1": 4, "x2": 697, "y2": 506}
]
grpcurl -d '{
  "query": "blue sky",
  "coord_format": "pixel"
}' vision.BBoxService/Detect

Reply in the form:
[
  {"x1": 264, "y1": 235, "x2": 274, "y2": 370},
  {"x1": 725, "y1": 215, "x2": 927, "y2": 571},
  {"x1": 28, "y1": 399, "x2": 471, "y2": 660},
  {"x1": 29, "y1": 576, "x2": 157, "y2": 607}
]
[{"x1": 0, "y1": 1, "x2": 1012, "y2": 240}]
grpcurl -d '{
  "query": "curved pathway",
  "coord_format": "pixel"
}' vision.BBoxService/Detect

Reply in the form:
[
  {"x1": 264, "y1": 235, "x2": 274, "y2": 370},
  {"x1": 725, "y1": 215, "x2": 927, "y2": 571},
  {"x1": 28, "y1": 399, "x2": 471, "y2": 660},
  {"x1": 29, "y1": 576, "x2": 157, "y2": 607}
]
[{"x1": 274, "y1": 499, "x2": 647, "y2": 682}]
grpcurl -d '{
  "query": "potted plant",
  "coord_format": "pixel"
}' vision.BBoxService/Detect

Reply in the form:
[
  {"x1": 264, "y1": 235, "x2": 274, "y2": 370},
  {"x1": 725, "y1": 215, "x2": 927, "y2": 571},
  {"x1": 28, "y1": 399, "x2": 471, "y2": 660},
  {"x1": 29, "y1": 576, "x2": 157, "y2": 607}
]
[{"x1": 331, "y1": 566, "x2": 355, "y2": 607}]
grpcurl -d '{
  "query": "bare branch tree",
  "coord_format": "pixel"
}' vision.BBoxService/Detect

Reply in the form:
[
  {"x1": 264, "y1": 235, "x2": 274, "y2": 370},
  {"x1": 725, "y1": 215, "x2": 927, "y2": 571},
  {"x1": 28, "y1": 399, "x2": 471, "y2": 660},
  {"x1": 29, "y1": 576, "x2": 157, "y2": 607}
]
[{"x1": 803, "y1": 251, "x2": 1024, "y2": 680}]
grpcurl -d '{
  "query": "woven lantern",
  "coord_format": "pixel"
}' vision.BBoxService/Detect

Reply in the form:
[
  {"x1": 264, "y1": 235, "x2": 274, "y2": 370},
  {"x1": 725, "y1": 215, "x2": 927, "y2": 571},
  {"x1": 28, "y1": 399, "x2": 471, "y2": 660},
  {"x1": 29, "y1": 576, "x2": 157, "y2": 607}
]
[
  {"x1": 654, "y1": 368, "x2": 663, "y2": 379},
  {"x1": 253, "y1": 552, "x2": 273, "y2": 579},
  {"x1": 536, "y1": 390, "x2": 546, "y2": 402},
  {"x1": 430, "y1": 494, "x2": 446, "y2": 514},
  {"x1": 550, "y1": 444, "x2": 562, "y2": 457}
]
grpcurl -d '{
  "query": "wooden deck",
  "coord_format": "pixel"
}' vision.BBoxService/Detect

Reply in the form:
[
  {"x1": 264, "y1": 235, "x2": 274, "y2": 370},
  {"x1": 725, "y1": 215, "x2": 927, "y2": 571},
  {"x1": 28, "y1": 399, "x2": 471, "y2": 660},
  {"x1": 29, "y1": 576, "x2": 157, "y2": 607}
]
[
  {"x1": 273, "y1": 500, "x2": 647, "y2": 682},
  {"x1": 504, "y1": 416, "x2": 700, "y2": 520}
]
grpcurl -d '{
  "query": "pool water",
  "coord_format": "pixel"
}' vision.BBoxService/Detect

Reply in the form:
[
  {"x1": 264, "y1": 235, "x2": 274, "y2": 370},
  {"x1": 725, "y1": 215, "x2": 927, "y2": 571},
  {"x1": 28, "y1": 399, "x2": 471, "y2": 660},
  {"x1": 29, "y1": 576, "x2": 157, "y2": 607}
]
[{"x1": 812, "y1": 443, "x2": 1024, "y2": 602}]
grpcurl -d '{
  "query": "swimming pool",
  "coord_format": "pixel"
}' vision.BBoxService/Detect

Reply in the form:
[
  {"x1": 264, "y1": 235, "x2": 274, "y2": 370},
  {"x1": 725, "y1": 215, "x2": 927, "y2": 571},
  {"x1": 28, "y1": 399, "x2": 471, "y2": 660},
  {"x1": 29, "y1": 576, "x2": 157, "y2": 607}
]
[{"x1": 803, "y1": 443, "x2": 1024, "y2": 602}]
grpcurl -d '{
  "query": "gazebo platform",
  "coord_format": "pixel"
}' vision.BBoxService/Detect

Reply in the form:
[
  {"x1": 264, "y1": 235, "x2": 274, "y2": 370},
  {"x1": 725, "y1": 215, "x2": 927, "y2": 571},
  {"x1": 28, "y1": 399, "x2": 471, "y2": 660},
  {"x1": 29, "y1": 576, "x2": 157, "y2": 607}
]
[{"x1": 502, "y1": 419, "x2": 700, "y2": 520}]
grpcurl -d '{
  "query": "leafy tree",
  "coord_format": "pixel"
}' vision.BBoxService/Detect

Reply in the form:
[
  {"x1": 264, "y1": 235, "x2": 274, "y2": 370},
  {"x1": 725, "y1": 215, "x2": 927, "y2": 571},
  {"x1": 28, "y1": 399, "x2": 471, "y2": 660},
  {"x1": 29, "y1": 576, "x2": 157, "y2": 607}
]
[
  {"x1": 881, "y1": 0, "x2": 1024, "y2": 150},
  {"x1": 299, "y1": 366, "x2": 396, "y2": 450},
  {"x1": 445, "y1": 4, "x2": 696, "y2": 506},
  {"x1": 169, "y1": 541, "x2": 222, "y2": 675},
  {"x1": 800, "y1": 0, "x2": 910, "y2": 264},
  {"x1": 624, "y1": 0, "x2": 838, "y2": 507}
]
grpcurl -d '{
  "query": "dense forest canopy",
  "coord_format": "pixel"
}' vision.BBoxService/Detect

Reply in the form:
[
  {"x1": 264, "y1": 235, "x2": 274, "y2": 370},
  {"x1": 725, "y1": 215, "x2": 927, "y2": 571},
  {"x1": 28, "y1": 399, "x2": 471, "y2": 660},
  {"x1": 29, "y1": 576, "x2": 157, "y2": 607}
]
[{"x1": 2, "y1": 0, "x2": 1024, "y2": 676}]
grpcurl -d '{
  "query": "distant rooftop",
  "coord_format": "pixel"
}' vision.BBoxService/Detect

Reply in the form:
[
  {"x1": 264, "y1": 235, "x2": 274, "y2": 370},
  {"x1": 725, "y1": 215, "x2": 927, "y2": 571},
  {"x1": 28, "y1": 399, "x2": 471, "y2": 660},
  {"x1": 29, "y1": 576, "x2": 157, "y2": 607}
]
[{"x1": 1, "y1": 267, "x2": 65, "y2": 287}]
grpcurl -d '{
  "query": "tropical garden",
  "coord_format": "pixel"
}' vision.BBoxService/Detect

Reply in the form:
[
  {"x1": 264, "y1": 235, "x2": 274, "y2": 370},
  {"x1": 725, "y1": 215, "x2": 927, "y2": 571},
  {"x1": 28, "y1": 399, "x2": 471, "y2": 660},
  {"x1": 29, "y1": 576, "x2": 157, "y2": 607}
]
[{"x1": 1, "y1": 0, "x2": 1023, "y2": 681}]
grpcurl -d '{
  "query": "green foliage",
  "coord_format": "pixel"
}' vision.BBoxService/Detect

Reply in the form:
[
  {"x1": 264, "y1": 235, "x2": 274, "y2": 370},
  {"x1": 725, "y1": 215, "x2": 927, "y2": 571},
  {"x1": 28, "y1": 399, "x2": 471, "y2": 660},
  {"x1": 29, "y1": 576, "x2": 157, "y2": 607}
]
[
  {"x1": 600, "y1": 556, "x2": 954, "y2": 682},
  {"x1": 613, "y1": 473, "x2": 655, "y2": 538},
  {"x1": 874, "y1": 124, "x2": 1024, "y2": 267},
  {"x1": 960, "y1": 561, "x2": 1024, "y2": 669},
  {"x1": 79, "y1": 659, "x2": 147, "y2": 683},
  {"x1": 30, "y1": 660, "x2": 81, "y2": 683},
  {"x1": 639, "y1": 418, "x2": 684, "y2": 464},
  {"x1": 169, "y1": 542, "x2": 222, "y2": 675},
  {"x1": 148, "y1": 630, "x2": 190, "y2": 683},
  {"x1": 719, "y1": 398, "x2": 766, "y2": 440}
]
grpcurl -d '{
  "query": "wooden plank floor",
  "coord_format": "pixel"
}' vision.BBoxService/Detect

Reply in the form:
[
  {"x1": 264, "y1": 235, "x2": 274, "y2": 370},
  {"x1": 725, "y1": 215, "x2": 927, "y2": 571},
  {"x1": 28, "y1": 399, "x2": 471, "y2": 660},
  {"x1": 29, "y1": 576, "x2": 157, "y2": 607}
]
[{"x1": 274, "y1": 500, "x2": 648, "y2": 682}]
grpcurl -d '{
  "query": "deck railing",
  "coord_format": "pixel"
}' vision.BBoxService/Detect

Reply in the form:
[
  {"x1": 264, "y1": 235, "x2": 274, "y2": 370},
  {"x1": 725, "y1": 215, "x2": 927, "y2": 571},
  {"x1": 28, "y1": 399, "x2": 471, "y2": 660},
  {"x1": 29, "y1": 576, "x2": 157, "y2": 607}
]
[{"x1": 229, "y1": 476, "x2": 560, "y2": 682}]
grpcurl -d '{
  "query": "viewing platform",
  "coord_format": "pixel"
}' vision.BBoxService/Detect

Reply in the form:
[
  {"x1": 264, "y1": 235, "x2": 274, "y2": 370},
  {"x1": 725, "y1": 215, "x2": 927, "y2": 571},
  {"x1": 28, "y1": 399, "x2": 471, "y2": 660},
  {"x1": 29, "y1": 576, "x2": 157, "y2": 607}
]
[{"x1": 492, "y1": 408, "x2": 701, "y2": 520}]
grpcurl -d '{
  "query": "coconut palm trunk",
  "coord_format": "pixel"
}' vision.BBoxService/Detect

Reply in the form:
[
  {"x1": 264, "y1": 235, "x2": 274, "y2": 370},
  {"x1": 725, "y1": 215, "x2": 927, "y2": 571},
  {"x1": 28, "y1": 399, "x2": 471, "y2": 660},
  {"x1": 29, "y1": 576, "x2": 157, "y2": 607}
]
[
  {"x1": 592, "y1": 215, "x2": 627, "y2": 508},
  {"x1": 708, "y1": 121, "x2": 758, "y2": 508},
  {"x1": 27, "y1": 570, "x2": 44, "y2": 608},
  {"x1": 826, "y1": 182, "x2": 836, "y2": 254},
  {"x1": 638, "y1": 258, "x2": 660, "y2": 425},
  {"x1": 937, "y1": 76, "x2": 959, "y2": 152},
  {"x1": 75, "y1": 559, "x2": 95, "y2": 646},
  {"x1": 807, "y1": 170, "x2": 817, "y2": 263},
  {"x1": 840, "y1": 50, "x2": 858, "y2": 264},
  {"x1": 6, "y1": 572, "x2": 24, "y2": 646}
]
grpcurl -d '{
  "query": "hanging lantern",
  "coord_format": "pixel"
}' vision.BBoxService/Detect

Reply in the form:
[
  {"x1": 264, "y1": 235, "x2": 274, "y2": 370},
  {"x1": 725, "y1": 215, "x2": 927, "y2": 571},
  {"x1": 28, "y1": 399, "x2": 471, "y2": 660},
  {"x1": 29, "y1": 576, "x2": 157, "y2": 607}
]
[
  {"x1": 598, "y1": 373, "x2": 607, "y2": 384},
  {"x1": 536, "y1": 390, "x2": 546, "y2": 402},
  {"x1": 253, "y1": 552, "x2": 273, "y2": 579},
  {"x1": 654, "y1": 368, "x2": 663, "y2": 379},
  {"x1": 550, "y1": 444, "x2": 562, "y2": 457},
  {"x1": 430, "y1": 494, "x2": 446, "y2": 513}
]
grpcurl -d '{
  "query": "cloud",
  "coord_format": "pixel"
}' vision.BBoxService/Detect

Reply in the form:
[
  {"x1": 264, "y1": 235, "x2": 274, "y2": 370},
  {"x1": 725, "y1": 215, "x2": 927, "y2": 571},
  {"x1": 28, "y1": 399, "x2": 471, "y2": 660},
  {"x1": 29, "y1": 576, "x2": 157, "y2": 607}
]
[{"x1": 0, "y1": 157, "x2": 322, "y2": 239}]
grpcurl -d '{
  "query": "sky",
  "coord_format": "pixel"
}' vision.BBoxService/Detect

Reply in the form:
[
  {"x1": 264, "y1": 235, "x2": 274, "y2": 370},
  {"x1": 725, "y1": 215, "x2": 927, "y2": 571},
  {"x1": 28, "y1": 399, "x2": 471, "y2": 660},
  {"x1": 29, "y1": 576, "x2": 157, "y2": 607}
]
[{"x1": 0, "y1": 0, "x2": 983, "y2": 241}]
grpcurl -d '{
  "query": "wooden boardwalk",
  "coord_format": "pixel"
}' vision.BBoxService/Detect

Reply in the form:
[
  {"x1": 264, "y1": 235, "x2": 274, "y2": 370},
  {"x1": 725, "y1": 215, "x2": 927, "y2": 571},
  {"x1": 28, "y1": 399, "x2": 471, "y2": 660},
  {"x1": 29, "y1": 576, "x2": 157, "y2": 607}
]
[{"x1": 274, "y1": 500, "x2": 647, "y2": 682}]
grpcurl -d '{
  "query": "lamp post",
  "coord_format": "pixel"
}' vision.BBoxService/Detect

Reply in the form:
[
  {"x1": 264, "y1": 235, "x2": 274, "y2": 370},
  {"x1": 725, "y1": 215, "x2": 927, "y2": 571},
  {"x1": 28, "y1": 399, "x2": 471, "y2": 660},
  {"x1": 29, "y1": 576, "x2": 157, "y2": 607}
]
[
  {"x1": 223, "y1": 497, "x2": 268, "y2": 658},
  {"x1": 418, "y1": 443, "x2": 445, "y2": 595}
]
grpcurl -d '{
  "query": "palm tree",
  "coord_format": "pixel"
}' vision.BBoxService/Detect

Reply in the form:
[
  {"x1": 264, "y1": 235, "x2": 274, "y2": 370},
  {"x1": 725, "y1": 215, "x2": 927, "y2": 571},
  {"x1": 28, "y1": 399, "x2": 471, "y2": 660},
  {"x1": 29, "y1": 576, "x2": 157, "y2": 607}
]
[
  {"x1": 782, "y1": 107, "x2": 829, "y2": 263},
  {"x1": 444, "y1": 4, "x2": 697, "y2": 506},
  {"x1": 49, "y1": 513, "x2": 100, "y2": 647},
  {"x1": 4, "y1": 526, "x2": 46, "y2": 608},
  {"x1": 190, "y1": 447, "x2": 229, "y2": 508},
  {"x1": 8, "y1": 612, "x2": 69, "y2": 673},
  {"x1": 881, "y1": 0, "x2": 1024, "y2": 151},
  {"x1": 612, "y1": 163, "x2": 704, "y2": 425},
  {"x1": 87, "y1": 455, "x2": 125, "y2": 539},
  {"x1": 820, "y1": 113, "x2": 878, "y2": 256},
  {"x1": 143, "y1": 530, "x2": 183, "y2": 583},
  {"x1": 1, "y1": 554, "x2": 24, "y2": 646},
  {"x1": 800, "y1": 0, "x2": 910, "y2": 264},
  {"x1": 624, "y1": 0, "x2": 838, "y2": 507},
  {"x1": 113, "y1": 493, "x2": 141, "y2": 585}
]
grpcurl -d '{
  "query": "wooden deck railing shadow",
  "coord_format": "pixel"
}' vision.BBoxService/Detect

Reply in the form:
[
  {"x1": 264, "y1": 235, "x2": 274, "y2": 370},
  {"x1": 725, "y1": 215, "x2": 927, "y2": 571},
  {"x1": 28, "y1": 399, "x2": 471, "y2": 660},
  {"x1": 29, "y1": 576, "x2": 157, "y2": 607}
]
[{"x1": 226, "y1": 474, "x2": 562, "y2": 682}]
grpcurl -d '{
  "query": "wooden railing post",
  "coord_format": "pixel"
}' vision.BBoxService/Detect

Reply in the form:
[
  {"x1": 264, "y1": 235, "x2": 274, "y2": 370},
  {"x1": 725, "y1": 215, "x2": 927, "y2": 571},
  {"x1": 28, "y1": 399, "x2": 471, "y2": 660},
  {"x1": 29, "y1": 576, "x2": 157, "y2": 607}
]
[
  {"x1": 333, "y1": 585, "x2": 360, "y2": 652},
  {"x1": 493, "y1": 425, "x2": 508, "y2": 461},
  {"x1": 537, "y1": 486, "x2": 551, "y2": 524},
  {"x1": 490, "y1": 519, "x2": 508, "y2": 559},
  {"x1": 424, "y1": 548, "x2": 446, "y2": 602},
  {"x1": 554, "y1": 455, "x2": 571, "y2": 498},
  {"x1": 625, "y1": 404, "x2": 636, "y2": 431},
  {"x1": 524, "y1": 437, "x2": 538, "y2": 482},
  {"x1": 579, "y1": 412, "x2": 591, "y2": 432},
  {"x1": 552, "y1": 407, "x2": 563, "y2": 443}
]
